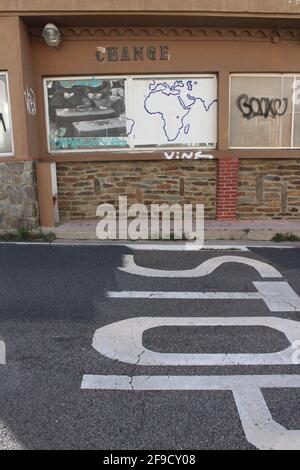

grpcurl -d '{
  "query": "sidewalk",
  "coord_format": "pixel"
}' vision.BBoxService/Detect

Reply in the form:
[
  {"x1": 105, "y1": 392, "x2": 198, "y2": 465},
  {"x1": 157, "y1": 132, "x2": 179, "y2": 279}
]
[{"x1": 46, "y1": 219, "x2": 300, "y2": 242}]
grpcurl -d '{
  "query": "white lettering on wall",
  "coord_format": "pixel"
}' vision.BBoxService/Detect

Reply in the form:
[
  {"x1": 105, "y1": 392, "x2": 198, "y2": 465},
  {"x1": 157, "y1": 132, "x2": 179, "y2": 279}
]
[{"x1": 164, "y1": 151, "x2": 214, "y2": 160}]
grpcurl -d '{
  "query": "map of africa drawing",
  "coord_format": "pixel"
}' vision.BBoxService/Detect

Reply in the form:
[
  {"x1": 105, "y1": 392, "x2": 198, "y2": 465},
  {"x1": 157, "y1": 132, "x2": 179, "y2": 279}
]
[{"x1": 130, "y1": 76, "x2": 218, "y2": 148}]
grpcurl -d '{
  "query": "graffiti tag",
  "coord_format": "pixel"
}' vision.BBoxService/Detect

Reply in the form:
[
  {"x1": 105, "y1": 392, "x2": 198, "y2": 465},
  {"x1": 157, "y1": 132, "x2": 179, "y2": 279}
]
[
  {"x1": 237, "y1": 94, "x2": 288, "y2": 119},
  {"x1": 164, "y1": 151, "x2": 214, "y2": 160},
  {"x1": 24, "y1": 87, "x2": 37, "y2": 116}
]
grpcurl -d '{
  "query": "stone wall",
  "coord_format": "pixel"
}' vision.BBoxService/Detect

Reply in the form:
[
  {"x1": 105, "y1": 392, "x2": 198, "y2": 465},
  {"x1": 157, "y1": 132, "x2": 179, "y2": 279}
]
[
  {"x1": 55, "y1": 159, "x2": 300, "y2": 222},
  {"x1": 0, "y1": 161, "x2": 39, "y2": 230},
  {"x1": 56, "y1": 160, "x2": 216, "y2": 220},
  {"x1": 238, "y1": 159, "x2": 300, "y2": 219}
]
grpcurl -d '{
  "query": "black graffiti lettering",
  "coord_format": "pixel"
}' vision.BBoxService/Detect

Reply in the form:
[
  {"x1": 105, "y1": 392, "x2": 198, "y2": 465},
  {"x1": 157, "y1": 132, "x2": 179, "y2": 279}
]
[
  {"x1": 259, "y1": 98, "x2": 270, "y2": 118},
  {"x1": 0, "y1": 113, "x2": 6, "y2": 133},
  {"x1": 249, "y1": 97, "x2": 260, "y2": 115},
  {"x1": 273, "y1": 98, "x2": 282, "y2": 116},
  {"x1": 273, "y1": 98, "x2": 288, "y2": 116},
  {"x1": 237, "y1": 94, "x2": 252, "y2": 118},
  {"x1": 237, "y1": 94, "x2": 288, "y2": 119}
]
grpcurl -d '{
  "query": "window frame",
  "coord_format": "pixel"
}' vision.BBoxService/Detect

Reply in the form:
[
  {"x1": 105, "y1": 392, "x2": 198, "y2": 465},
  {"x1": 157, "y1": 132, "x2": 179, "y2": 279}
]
[
  {"x1": 0, "y1": 71, "x2": 14, "y2": 158},
  {"x1": 43, "y1": 74, "x2": 218, "y2": 155},
  {"x1": 229, "y1": 73, "x2": 300, "y2": 150}
]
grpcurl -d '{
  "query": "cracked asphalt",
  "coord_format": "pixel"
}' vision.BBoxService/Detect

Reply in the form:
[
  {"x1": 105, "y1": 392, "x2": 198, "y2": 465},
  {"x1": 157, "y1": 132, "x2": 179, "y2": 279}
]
[{"x1": 0, "y1": 243, "x2": 299, "y2": 450}]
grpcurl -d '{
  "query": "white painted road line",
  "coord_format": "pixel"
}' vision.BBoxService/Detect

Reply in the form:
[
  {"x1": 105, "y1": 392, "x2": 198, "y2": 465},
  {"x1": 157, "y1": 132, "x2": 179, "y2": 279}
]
[
  {"x1": 254, "y1": 282, "x2": 300, "y2": 312},
  {"x1": 91, "y1": 316, "x2": 300, "y2": 366},
  {"x1": 232, "y1": 385, "x2": 300, "y2": 450},
  {"x1": 81, "y1": 374, "x2": 300, "y2": 450},
  {"x1": 0, "y1": 340, "x2": 6, "y2": 365},
  {"x1": 1, "y1": 241, "x2": 298, "y2": 250},
  {"x1": 245, "y1": 245, "x2": 297, "y2": 249},
  {"x1": 108, "y1": 291, "x2": 262, "y2": 299},
  {"x1": 123, "y1": 244, "x2": 298, "y2": 251},
  {"x1": 124, "y1": 244, "x2": 251, "y2": 251},
  {"x1": 81, "y1": 374, "x2": 300, "y2": 391},
  {"x1": 120, "y1": 255, "x2": 282, "y2": 278},
  {"x1": 108, "y1": 281, "x2": 300, "y2": 312}
]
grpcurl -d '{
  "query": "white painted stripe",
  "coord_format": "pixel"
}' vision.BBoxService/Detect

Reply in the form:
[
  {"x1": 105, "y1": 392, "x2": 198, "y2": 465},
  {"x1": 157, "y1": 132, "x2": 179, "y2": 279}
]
[
  {"x1": 0, "y1": 242, "x2": 54, "y2": 246},
  {"x1": 233, "y1": 386, "x2": 300, "y2": 450},
  {"x1": 108, "y1": 291, "x2": 262, "y2": 300},
  {"x1": 108, "y1": 281, "x2": 300, "y2": 312},
  {"x1": 247, "y1": 245, "x2": 296, "y2": 250},
  {"x1": 0, "y1": 418, "x2": 25, "y2": 449},
  {"x1": 124, "y1": 244, "x2": 250, "y2": 251},
  {"x1": 123, "y1": 244, "x2": 297, "y2": 251},
  {"x1": 0, "y1": 340, "x2": 6, "y2": 365},
  {"x1": 120, "y1": 255, "x2": 282, "y2": 278},
  {"x1": 81, "y1": 374, "x2": 300, "y2": 391},
  {"x1": 255, "y1": 282, "x2": 300, "y2": 312},
  {"x1": 91, "y1": 316, "x2": 300, "y2": 366},
  {"x1": 0, "y1": 241, "x2": 297, "y2": 250},
  {"x1": 0, "y1": 242, "x2": 248, "y2": 249}
]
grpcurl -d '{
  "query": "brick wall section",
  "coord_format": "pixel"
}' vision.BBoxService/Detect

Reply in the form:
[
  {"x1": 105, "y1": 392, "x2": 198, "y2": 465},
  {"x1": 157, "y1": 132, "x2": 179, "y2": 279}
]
[
  {"x1": 238, "y1": 159, "x2": 300, "y2": 219},
  {"x1": 56, "y1": 160, "x2": 216, "y2": 220},
  {"x1": 216, "y1": 157, "x2": 239, "y2": 220}
]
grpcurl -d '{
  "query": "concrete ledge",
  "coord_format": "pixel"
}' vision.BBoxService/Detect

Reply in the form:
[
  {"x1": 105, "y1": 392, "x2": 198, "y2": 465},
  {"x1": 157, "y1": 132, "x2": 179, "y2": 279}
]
[{"x1": 45, "y1": 219, "x2": 300, "y2": 242}]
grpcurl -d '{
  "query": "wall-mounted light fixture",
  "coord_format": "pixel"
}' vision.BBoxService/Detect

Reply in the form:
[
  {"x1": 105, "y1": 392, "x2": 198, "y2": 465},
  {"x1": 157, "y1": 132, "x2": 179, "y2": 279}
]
[{"x1": 42, "y1": 23, "x2": 62, "y2": 48}]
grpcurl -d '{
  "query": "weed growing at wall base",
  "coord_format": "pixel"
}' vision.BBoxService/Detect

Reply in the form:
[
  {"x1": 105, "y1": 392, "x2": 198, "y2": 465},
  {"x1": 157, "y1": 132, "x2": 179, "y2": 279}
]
[
  {"x1": 272, "y1": 232, "x2": 300, "y2": 242},
  {"x1": 0, "y1": 227, "x2": 56, "y2": 243}
]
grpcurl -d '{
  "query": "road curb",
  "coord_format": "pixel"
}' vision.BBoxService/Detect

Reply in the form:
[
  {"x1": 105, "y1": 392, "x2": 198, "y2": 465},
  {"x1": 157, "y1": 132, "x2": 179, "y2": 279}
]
[{"x1": 48, "y1": 228, "x2": 300, "y2": 242}]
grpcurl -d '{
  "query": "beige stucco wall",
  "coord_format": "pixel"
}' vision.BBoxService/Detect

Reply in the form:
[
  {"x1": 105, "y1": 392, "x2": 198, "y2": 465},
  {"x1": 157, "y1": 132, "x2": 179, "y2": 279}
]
[
  {"x1": 0, "y1": 16, "x2": 39, "y2": 228},
  {"x1": 0, "y1": 16, "x2": 39, "y2": 161},
  {"x1": 0, "y1": 17, "x2": 28, "y2": 160},
  {"x1": 19, "y1": 18, "x2": 40, "y2": 159}
]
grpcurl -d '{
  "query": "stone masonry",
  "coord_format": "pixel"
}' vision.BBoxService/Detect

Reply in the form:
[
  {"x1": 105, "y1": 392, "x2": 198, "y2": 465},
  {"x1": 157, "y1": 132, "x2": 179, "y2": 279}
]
[
  {"x1": 0, "y1": 161, "x2": 39, "y2": 230},
  {"x1": 56, "y1": 158, "x2": 300, "y2": 222},
  {"x1": 238, "y1": 159, "x2": 300, "y2": 219},
  {"x1": 56, "y1": 160, "x2": 217, "y2": 220}
]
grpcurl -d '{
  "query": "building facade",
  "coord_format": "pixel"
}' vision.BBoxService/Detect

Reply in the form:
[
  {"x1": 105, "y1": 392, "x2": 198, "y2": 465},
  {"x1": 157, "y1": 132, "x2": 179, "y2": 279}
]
[{"x1": 1, "y1": 0, "x2": 300, "y2": 229}]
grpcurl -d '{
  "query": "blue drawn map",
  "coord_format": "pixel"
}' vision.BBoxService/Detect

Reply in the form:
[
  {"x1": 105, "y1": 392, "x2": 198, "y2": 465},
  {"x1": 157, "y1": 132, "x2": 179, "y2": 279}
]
[{"x1": 144, "y1": 79, "x2": 217, "y2": 142}]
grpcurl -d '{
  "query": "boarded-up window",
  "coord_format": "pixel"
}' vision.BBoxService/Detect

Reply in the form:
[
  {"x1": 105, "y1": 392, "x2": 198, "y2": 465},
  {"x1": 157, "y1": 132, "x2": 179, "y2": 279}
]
[
  {"x1": 44, "y1": 75, "x2": 218, "y2": 154},
  {"x1": 230, "y1": 75, "x2": 295, "y2": 148}
]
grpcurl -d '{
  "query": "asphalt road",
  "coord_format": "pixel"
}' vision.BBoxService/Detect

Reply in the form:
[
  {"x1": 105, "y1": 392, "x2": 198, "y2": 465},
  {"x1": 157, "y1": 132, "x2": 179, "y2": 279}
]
[{"x1": 0, "y1": 243, "x2": 300, "y2": 450}]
